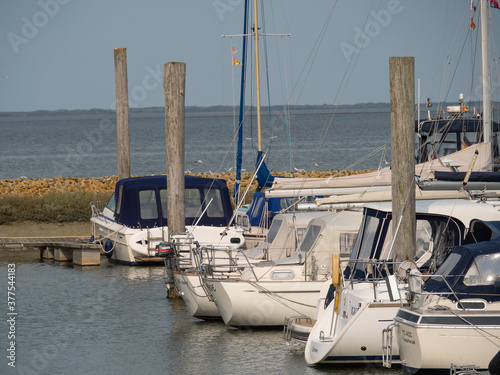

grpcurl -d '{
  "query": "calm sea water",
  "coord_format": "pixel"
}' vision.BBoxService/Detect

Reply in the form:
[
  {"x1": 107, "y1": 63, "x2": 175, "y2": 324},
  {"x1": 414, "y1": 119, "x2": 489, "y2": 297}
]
[
  {"x1": 0, "y1": 111, "x2": 392, "y2": 180},
  {"x1": 0, "y1": 251, "x2": 404, "y2": 375},
  {"x1": 0, "y1": 111, "x2": 399, "y2": 374}
]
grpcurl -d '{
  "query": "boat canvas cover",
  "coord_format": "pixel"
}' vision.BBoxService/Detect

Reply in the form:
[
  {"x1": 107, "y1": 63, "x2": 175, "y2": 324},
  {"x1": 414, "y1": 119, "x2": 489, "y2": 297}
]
[
  {"x1": 301, "y1": 210, "x2": 363, "y2": 277},
  {"x1": 113, "y1": 175, "x2": 233, "y2": 228},
  {"x1": 423, "y1": 239, "x2": 500, "y2": 303}
]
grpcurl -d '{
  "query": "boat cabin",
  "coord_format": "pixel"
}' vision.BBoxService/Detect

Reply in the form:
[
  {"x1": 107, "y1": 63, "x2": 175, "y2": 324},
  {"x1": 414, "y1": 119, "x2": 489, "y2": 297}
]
[
  {"x1": 105, "y1": 175, "x2": 234, "y2": 229},
  {"x1": 423, "y1": 222, "x2": 500, "y2": 304},
  {"x1": 415, "y1": 118, "x2": 500, "y2": 165},
  {"x1": 345, "y1": 204, "x2": 466, "y2": 281}
]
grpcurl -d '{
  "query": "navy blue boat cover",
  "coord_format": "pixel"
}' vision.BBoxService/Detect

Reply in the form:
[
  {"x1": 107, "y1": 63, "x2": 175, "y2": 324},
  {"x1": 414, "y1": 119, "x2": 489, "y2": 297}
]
[
  {"x1": 113, "y1": 175, "x2": 233, "y2": 228},
  {"x1": 434, "y1": 171, "x2": 500, "y2": 182},
  {"x1": 256, "y1": 151, "x2": 275, "y2": 190},
  {"x1": 424, "y1": 239, "x2": 500, "y2": 303}
]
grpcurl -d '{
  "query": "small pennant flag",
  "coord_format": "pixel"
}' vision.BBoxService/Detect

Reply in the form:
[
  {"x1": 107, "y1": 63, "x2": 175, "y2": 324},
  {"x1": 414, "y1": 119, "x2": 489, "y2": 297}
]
[
  {"x1": 231, "y1": 46, "x2": 237, "y2": 54},
  {"x1": 471, "y1": 17, "x2": 476, "y2": 29},
  {"x1": 426, "y1": 98, "x2": 432, "y2": 108},
  {"x1": 232, "y1": 56, "x2": 242, "y2": 66}
]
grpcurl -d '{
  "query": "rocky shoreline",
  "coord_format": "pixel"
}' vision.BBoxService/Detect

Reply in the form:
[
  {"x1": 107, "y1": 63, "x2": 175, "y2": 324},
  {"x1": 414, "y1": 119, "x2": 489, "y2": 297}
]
[{"x1": 0, "y1": 169, "x2": 375, "y2": 198}]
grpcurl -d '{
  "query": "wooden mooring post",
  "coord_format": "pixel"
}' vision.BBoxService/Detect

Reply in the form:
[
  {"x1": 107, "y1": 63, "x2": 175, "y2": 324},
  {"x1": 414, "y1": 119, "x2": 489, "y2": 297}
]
[
  {"x1": 163, "y1": 62, "x2": 186, "y2": 238},
  {"x1": 389, "y1": 56, "x2": 416, "y2": 261},
  {"x1": 114, "y1": 47, "x2": 131, "y2": 180}
]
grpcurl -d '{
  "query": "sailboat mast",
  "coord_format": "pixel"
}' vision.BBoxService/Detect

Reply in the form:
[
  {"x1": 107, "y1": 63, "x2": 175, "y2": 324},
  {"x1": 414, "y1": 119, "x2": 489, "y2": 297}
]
[
  {"x1": 480, "y1": 0, "x2": 492, "y2": 164},
  {"x1": 233, "y1": 0, "x2": 249, "y2": 202},
  {"x1": 253, "y1": 0, "x2": 262, "y2": 152}
]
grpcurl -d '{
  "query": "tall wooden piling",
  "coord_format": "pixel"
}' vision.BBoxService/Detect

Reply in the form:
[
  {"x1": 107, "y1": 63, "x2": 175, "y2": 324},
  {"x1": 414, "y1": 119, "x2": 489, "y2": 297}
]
[
  {"x1": 163, "y1": 62, "x2": 186, "y2": 237},
  {"x1": 389, "y1": 56, "x2": 416, "y2": 261},
  {"x1": 114, "y1": 48, "x2": 131, "y2": 180}
]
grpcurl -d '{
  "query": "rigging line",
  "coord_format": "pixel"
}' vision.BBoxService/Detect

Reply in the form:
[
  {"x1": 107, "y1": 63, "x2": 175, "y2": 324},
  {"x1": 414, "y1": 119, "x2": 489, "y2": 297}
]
[
  {"x1": 446, "y1": 306, "x2": 500, "y2": 347},
  {"x1": 250, "y1": 1, "x2": 338, "y2": 175},
  {"x1": 443, "y1": 6, "x2": 471, "y2": 103},
  {"x1": 490, "y1": 12, "x2": 500, "y2": 103},
  {"x1": 259, "y1": 0, "x2": 274, "y2": 136},
  {"x1": 254, "y1": 0, "x2": 338, "y2": 151},
  {"x1": 260, "y1": 1, "x2": 340, "y2": 179},
  {"x1": 302, "y1": 0, "x2": 382, "y2": 175},
  {"x1": 444, "y1": 25, "x2": 475, "y2": 103},
  {"x1": 421, "y1": 4, "x2": 469, "y2": 107},
  {"x1": 469, "y1": 11, "x2": 480, "y2": 103},
  {"x1": 270, "y1": 0, "x2": 294, "y2": 172},
  {"x1": 246, "y1": 280, "x2": 317, "y2": 310}
]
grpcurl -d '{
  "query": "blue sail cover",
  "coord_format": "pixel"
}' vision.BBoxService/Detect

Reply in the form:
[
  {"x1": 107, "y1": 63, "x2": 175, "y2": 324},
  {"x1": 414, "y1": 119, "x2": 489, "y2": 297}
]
[
  {"x1": 113, "y1": 175, "x2": 234, "y2": 228},
  {"x1": 434, "y1": 171, "x2": 500, "y2": 182},
  {"x1": 256, "y1": 150, "x2": 275, "y2": 190}
]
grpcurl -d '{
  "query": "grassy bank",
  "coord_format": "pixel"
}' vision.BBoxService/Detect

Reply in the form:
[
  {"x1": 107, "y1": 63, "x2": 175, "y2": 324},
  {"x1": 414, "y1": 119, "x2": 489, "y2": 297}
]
[
  {"x1": 0, "y1": 192, "x2": 110, "y2": 225},
  {"x1": 0, "y1": 169, "x2": 375, "y2": 225}
]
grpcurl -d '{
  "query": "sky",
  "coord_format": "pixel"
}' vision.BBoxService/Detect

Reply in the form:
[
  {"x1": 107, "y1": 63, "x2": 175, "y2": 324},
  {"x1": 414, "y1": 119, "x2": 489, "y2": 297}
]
[{"x1": 2, "y1": 0, "x2": 500, "y2": 112}]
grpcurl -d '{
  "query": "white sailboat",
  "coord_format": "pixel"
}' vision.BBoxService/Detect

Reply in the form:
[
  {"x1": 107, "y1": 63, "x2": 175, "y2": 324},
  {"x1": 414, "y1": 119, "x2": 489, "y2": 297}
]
[
  {"x1": 171, "y1": 211, "x2": 326, "y2": 320},
  {"x1": 203, "y1": 209, "x2": 363, "y2": 327},
  {"x1": 303, "y1": 198, "x2": 500, "y2": 365},
  {"x1": 387, "y1": 228, "x2": 500, "y2": 374}
]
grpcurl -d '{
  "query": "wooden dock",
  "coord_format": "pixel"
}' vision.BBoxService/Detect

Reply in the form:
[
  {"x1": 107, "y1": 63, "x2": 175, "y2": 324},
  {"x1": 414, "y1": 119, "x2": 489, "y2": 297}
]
[{"x1": 0, "y1": 237, "x2": 102, "y2": 266}]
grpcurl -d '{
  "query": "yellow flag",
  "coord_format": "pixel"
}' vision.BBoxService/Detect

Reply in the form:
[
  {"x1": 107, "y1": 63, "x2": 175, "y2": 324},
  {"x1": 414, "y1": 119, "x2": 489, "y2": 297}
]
[{"x1": 232, "y1": 56, "x2": 242, "y2": 66}]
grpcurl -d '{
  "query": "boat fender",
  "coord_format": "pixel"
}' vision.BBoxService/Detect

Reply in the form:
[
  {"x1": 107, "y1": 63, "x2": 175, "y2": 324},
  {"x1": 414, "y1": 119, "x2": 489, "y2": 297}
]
[
  {"x1": 489, "y1": 350, "x2": 500, "y2": 375},
  {"x1": 324, "y1": 284, "x2": 336, "y2": 309},
  {"x1": 104, "y1": 240, "x2": 114, "y2": 259}
]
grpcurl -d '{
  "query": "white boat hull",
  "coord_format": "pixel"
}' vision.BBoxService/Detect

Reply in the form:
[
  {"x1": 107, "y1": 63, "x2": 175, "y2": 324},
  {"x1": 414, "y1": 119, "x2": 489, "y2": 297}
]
[
  {"x1": 91, "y1": 214, "x2": 245, "y2": 265},
  {"x1": 173, "y1": 272, "x2": 221, "y2": 320},
  {"x1": 305, "y1": 285, "x2": 400, "y2": 364},
  {"x1": 204, "y1": 278, "x2": 324, "y2": 327},
  {"x1": 395, "y1": 310, "x2": 500, "y2": 374}
]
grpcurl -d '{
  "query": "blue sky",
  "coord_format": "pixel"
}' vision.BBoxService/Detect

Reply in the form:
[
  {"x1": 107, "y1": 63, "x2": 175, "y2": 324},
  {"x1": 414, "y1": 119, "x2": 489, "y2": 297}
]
[{"x1": 2, "y1": 0, "x2": 500, "y2": 112}]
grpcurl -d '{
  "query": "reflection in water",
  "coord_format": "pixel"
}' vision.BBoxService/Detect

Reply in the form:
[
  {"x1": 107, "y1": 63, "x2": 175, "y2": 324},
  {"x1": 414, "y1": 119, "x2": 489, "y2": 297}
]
[{"x1": 0, "y1": 254, "x2": 402, "y2": 375}]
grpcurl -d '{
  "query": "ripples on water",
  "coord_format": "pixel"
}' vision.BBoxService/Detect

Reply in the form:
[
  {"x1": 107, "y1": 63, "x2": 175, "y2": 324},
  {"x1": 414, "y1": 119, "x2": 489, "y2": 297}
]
[
  {"x1": 0, "y1": 112, "x2": 391, "y2": 180},
  {"x1": 0, "y1": 251, "x2": 403, "y2": 375}
]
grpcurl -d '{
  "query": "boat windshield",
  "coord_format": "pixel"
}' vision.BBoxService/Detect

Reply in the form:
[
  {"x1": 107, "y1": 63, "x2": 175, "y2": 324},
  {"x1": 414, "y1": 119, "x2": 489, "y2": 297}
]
[
  {"x1": 346, "y1": 210, "x2": 461, "y2": 280},
  {"x1": 106, "y1": 193, "x2": 115, "y2": 212},
  {"x1": 463, "y1": 253, "x2": 500, "y2": 286}
]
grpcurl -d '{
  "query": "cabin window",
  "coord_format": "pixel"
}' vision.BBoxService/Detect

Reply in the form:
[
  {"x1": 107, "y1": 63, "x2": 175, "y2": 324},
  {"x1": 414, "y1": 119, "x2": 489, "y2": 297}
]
[
  {"x1": 340, "y1": 232, "x2": 357, "y2": 256},
  {"x1": 204, "y1": 188, "x2": 225, "y2": 218},
  {"x1": 106, "y1": 193, "x2": 116, "y2": 212},
  {"x1": 266, "y1": 219, "x2": 283, "y2": 244},
  {"x1": 463, "y1": 253, "x2": 500, "y2": 286},
  {"x1": 139, "y1": 190, "x2": 158, "y2": 220},
  {"x1": 159, "y1": 189, "x2": 167, "y2": 218},
  {"x1": 250, "y1": 197, "x2": 264, "y2": 220},
  {"x1": 270, "y1": 270, "x2": 294, "y2": 280},
  {"x1": 299, "y1": 225, "x2": 322, "y2": 254},
  {"x1": 116, "y1": 186, "x2": 123, "y2": 215},
  {"x1": 378, "y1": 218, "x2": 456, "y2": 270},
  {"x1": 355, "y1": 214, "x2": 382, "y2": 261},
  {"x1": 185, "y1": 188, "x2": 202, "y2": 218},
  {"x1": 280, "y1": 198, "x2": 295, "y2": 211}
]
